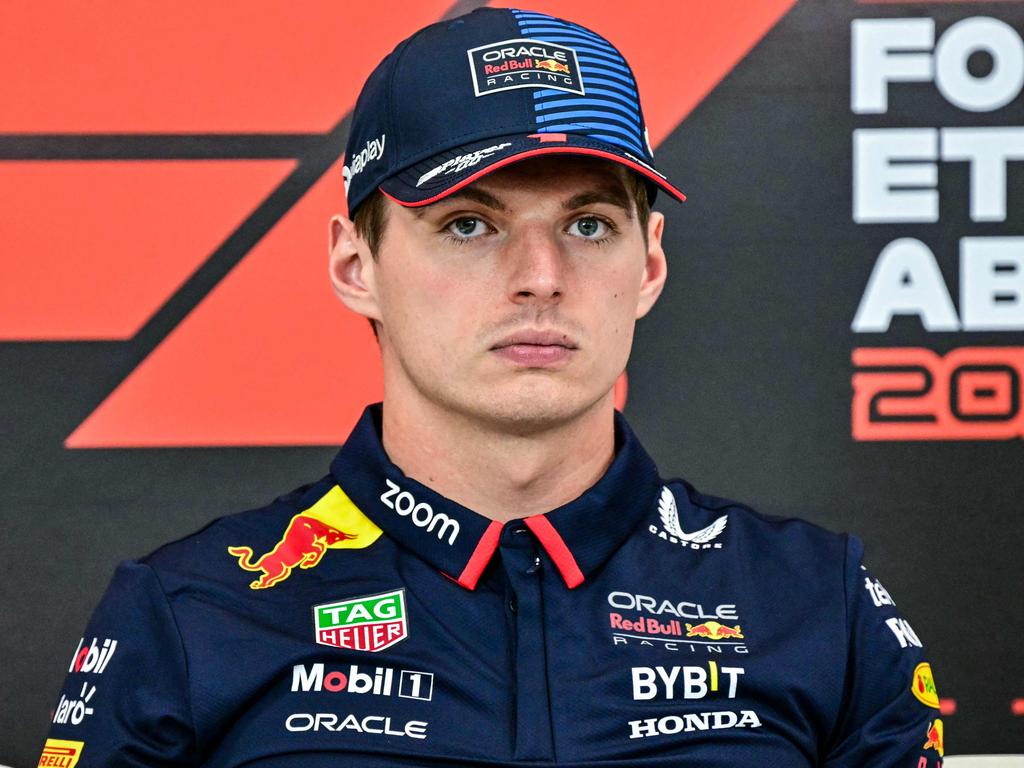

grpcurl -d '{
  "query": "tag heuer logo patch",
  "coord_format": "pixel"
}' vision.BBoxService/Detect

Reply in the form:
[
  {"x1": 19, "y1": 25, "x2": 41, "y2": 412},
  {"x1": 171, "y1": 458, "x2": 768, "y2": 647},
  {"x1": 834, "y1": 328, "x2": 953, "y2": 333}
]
[
  {"x1": 467, "y1": 38, "x2": 584, "y2": 97},
  {"x1": 314, "y1": 589, "x2": 407, "y2": 652}
]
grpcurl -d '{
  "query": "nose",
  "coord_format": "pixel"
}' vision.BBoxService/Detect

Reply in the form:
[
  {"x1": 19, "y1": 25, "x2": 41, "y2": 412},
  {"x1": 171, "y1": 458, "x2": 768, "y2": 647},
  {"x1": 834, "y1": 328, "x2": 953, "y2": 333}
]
[{"x1": 505, "y1": 226, "x2": 565, "y2": 305}]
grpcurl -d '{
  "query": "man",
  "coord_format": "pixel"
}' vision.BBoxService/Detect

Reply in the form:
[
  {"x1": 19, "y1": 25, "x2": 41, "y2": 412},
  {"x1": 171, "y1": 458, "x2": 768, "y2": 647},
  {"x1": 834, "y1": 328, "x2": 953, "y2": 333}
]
[{"x1": 40, "y1": 8, "x2": 944, "y2": 767}]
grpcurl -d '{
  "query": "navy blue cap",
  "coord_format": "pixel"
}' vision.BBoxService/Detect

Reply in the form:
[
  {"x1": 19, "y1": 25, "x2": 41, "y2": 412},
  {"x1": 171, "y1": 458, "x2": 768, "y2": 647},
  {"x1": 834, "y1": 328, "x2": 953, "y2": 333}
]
[{"x1": 342, "y1": 7, "x2": 685, "y2": 216}]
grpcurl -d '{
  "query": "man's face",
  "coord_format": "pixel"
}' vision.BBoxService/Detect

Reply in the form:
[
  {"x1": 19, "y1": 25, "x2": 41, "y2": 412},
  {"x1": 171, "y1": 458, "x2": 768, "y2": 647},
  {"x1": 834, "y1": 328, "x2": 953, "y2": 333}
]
[{"x1": 330, "y1": 155, "x2": 667, "y2": 431}]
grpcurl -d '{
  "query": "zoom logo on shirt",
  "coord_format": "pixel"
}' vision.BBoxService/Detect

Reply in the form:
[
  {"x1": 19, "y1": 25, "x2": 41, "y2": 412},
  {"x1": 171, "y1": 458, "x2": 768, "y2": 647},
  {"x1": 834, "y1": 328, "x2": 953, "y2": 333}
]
[{"x1": 380, "y1": 479, "x2": 460, "y2": 545}]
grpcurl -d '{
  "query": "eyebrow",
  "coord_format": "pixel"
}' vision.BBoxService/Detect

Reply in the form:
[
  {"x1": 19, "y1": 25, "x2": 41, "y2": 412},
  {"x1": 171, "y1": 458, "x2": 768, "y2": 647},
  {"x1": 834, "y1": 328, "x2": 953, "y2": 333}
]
[
  {"x1": 418, "y1": 182, "x2": 634, "y2": 218},
  {"x1": 562, "y1": 188, "x2": 634, "y2": 219},
  {"x1": 415, "y1": 187, "x2": 507, "y2": 216}
]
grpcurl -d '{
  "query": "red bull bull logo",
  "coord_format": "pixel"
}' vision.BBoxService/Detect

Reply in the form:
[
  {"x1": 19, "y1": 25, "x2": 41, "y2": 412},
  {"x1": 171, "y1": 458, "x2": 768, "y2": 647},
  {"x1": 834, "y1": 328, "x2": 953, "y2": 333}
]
[
  {"x1": 685, "y1": 621, "x2": 745, "y2": 641},
  {"x1": 535, "y1": 58, "x2": 571, "y2": 74},
  {"x1": 228, "y1": 485, "x2": 381, "y2": 589},
  {"x1": 923, "y1": 718, "x2": 944, "y2": 756}
]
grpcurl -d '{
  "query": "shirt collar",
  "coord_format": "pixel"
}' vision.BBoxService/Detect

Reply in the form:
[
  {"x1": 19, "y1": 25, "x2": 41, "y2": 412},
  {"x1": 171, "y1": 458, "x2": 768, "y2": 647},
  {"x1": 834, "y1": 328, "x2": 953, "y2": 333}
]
[{"x1": 329, "y1": 404, "x2": 662, "y2": 590}]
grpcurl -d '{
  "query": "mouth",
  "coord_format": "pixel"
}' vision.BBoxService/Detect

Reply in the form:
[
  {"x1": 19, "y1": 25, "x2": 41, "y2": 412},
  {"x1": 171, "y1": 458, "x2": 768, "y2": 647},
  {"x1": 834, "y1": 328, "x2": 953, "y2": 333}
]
[{"x1": 490, "y1": 330, "x2": 579, "y2": 368}]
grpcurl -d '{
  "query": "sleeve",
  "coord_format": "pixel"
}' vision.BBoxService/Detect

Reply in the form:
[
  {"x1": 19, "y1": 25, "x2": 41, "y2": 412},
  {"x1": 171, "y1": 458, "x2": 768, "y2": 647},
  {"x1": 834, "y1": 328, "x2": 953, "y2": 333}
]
[
  {"x1": 38, "y1": 560, "x2": 198, "y2": 767},
  {"x1": 823, "y1": 536, "x2": 945, "y2": 768}
]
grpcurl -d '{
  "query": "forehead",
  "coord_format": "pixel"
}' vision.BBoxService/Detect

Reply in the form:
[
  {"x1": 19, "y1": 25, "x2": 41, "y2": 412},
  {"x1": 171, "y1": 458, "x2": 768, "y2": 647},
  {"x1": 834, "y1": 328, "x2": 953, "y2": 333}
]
[{"x1": 465, "y1": 154, "x2": 633, "y2": 193}]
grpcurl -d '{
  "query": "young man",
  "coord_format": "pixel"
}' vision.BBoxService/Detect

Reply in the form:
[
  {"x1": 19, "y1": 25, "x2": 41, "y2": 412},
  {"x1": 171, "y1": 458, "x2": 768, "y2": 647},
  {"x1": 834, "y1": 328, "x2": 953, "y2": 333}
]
[{"x1": 40, "y1": 8, "x2": 944, "y2": 767}]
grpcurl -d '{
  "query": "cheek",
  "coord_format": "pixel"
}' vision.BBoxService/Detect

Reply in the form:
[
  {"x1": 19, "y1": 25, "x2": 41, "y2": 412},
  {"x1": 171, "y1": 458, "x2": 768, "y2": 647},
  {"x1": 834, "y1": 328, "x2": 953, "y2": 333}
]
[
  {"x1": 378, "y1": 262, "x2": 480, "y2": 357},
  {"x1": 594, "y1": 265, "x2": 642, "y2": 327}
]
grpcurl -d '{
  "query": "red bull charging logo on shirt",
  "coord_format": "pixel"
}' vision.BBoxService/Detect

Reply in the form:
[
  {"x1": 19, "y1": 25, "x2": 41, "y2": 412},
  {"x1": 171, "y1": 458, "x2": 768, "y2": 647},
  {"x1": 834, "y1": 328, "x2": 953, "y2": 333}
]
[{"x1": 227, "y1": 485, "x2": 382, "y2": 589}]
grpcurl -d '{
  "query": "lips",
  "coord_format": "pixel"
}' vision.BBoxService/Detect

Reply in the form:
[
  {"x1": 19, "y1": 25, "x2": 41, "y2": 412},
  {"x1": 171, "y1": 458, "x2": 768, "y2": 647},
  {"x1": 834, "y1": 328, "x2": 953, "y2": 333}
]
[
  {"x1": 490, "y1": 329, "x2": 578, "y2": 367},
  {"x1": 490, "y1": 330, "x2": 578, "y2": 350}
]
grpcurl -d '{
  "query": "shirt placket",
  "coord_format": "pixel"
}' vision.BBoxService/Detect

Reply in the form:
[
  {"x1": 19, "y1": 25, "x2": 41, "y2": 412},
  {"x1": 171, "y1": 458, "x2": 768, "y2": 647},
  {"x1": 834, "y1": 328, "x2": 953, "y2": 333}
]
[{"x1": 500, "y1": 523, "x2": 555, "y2": 761}]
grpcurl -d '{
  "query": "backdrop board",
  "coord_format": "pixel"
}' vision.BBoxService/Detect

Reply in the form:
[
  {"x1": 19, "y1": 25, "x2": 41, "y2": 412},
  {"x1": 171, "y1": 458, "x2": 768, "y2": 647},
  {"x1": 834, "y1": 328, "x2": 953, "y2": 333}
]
[{"x1": 0, "y1": 0, "x2": 1022, "y2": 765}]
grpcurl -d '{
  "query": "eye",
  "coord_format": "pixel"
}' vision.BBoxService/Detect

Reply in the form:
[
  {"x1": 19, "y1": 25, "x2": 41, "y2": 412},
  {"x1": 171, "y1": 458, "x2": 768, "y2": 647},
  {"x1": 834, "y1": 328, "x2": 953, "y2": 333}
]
[
  {"x1": 446, "y1": 217, "x2": 490, "y2": 239},
  {"x1": 568, "y1": 216, "x2": 612, "y2": 240}
]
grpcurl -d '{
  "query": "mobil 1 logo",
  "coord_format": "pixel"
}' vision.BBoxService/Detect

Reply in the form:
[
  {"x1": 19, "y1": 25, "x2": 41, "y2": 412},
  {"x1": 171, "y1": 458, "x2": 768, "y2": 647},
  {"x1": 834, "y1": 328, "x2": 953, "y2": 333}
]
[
  {"x1": 292, "y1": 663, "x2": 434, "y2": 701},
  {"x1": 467, "y1": 38, "x2": 584, "y2": 97}
]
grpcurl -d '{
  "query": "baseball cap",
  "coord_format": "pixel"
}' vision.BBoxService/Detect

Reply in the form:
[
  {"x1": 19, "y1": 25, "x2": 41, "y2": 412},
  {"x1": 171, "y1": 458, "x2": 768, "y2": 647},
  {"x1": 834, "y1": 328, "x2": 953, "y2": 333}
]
[{"x1": 342, "y1": 7, "x2": 685, "y2": 216}]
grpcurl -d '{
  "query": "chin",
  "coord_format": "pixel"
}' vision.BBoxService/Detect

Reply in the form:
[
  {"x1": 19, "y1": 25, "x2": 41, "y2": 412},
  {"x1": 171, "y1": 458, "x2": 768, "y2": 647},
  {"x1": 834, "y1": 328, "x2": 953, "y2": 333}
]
[{"x1": 460, "y1": 379, "x2": 608, "y2": 433}]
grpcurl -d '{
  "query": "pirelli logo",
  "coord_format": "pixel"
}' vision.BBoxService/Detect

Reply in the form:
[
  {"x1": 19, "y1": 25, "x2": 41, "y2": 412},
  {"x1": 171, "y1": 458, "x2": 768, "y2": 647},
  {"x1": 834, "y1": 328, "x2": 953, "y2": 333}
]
[{"x1": 38, "y1": 738, "x2": 85, "y2": 767}]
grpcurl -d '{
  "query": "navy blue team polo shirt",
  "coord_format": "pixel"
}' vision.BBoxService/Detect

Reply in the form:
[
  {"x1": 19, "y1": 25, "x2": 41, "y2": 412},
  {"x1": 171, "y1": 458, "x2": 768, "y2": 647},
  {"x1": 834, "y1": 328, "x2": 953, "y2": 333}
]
[{"x1": 40, "y1": 404, "x2": 945, "y2": 767}]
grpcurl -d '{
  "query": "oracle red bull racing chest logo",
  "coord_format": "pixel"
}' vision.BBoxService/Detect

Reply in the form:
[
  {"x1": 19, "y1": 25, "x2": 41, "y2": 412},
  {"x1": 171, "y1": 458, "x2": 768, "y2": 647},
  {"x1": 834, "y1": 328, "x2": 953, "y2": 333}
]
[
  {"x1": 467, "y1": 38, "x2": 584, "y2": 97},
  {"x1": 608, "y1": 591, "x2": 749, "y2": 654},
  {"x1": 315, "y1": 589, "x2": 408, "y2": 653}
]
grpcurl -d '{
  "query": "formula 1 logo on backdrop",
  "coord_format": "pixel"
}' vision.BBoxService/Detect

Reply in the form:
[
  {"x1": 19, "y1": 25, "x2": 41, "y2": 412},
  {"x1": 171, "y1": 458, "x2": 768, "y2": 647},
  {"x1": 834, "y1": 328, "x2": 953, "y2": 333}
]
[{"x1": 0, "y1": 2, "x2": 797, "y2": 447}]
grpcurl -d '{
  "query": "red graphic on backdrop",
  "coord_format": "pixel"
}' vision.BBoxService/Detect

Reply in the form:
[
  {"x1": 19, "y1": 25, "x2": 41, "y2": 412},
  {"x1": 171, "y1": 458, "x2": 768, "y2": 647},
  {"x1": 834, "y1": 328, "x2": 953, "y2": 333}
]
[
  {"x1": 852, "y1": 347, "x2": 1024, "y2": 440},
  {"x1": 0, "y1": 162, "x2": 293, "y2": 340},
  {"x1": 1, "y1": 1, "x2": 797, "y2": 446}
]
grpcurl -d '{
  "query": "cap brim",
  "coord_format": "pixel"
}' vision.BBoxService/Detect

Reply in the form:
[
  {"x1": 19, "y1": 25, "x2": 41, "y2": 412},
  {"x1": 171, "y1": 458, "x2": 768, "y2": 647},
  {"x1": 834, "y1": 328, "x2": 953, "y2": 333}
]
[{"x1": 378, "y1": 133, "x2": 685, "y2": 207}]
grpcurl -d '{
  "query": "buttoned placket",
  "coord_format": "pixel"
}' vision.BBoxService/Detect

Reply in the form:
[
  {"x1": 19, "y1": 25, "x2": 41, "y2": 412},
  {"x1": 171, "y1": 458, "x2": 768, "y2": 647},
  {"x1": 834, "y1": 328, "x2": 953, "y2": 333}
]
[{"x1": 500, "y1": 523, "x2": 555, "y2": 761}]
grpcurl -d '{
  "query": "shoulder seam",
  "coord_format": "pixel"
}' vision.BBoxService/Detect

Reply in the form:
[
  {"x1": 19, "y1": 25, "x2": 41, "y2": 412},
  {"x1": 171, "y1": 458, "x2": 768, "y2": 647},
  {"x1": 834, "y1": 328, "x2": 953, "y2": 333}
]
[{"x1": 143, "y1": 562, "x2": 200, "y2": 754}]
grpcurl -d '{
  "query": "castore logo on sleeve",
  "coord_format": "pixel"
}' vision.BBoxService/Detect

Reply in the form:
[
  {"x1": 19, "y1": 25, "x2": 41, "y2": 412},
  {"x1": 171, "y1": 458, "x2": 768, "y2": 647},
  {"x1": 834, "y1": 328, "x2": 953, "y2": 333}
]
[{"x1": 650, "y1": 487, "x2": 727, "y2": 550}]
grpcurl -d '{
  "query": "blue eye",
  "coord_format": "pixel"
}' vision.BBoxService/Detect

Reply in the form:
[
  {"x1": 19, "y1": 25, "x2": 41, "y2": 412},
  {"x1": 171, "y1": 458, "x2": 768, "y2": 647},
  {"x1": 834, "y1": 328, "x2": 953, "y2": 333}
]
[
  {"x1": 569, "y1": 216, "x2": 610, "y2": 239},
  {"x1": 448, "y1": 217, "x2": 488, "y2": 238}
]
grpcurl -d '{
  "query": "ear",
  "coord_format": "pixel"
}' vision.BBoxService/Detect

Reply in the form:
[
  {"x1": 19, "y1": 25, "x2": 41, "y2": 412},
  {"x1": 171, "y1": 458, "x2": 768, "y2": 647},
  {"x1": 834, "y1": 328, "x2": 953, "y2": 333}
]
[
  {"x1": 635, "y1": 211, "x2": 667, "y2": 319},
  {"x1": 328, "y1": 214, "x2": 382, "y2": 322}
]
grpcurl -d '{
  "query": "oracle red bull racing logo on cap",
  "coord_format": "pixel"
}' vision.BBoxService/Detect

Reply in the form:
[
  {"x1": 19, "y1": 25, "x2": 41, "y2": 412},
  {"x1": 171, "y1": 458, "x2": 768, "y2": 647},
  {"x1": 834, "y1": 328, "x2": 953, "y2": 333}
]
[
  {"x1": 315, "y1": 589, "x2": 408, "y2": 653},
  {"x1": 468, "y1": 38, "x2": 584, "y2": 97}
]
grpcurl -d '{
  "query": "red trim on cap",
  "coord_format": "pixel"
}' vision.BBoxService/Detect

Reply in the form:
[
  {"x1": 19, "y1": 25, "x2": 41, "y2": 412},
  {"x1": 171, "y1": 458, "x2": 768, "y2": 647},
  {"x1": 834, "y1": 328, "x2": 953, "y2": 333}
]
[
  {"x1": 457, "y1": 520, "x2": 503, "y2": 590},
  {"x1": 528, "y1": 132, "x2": 567, "y2": 143},
  {"x1": 380, "y1": 146, "x2": 686, "y2": 207},
  {"x1": 524, "y1": 515, "x2": 585, "y2": 589}
]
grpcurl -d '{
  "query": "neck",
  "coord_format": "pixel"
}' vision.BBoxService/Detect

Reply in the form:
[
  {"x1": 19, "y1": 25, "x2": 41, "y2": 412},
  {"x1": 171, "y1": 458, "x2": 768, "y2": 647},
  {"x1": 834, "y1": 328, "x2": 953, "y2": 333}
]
[{"x1": 380, "y1": 393, "x2": 616, "y2": 523}]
